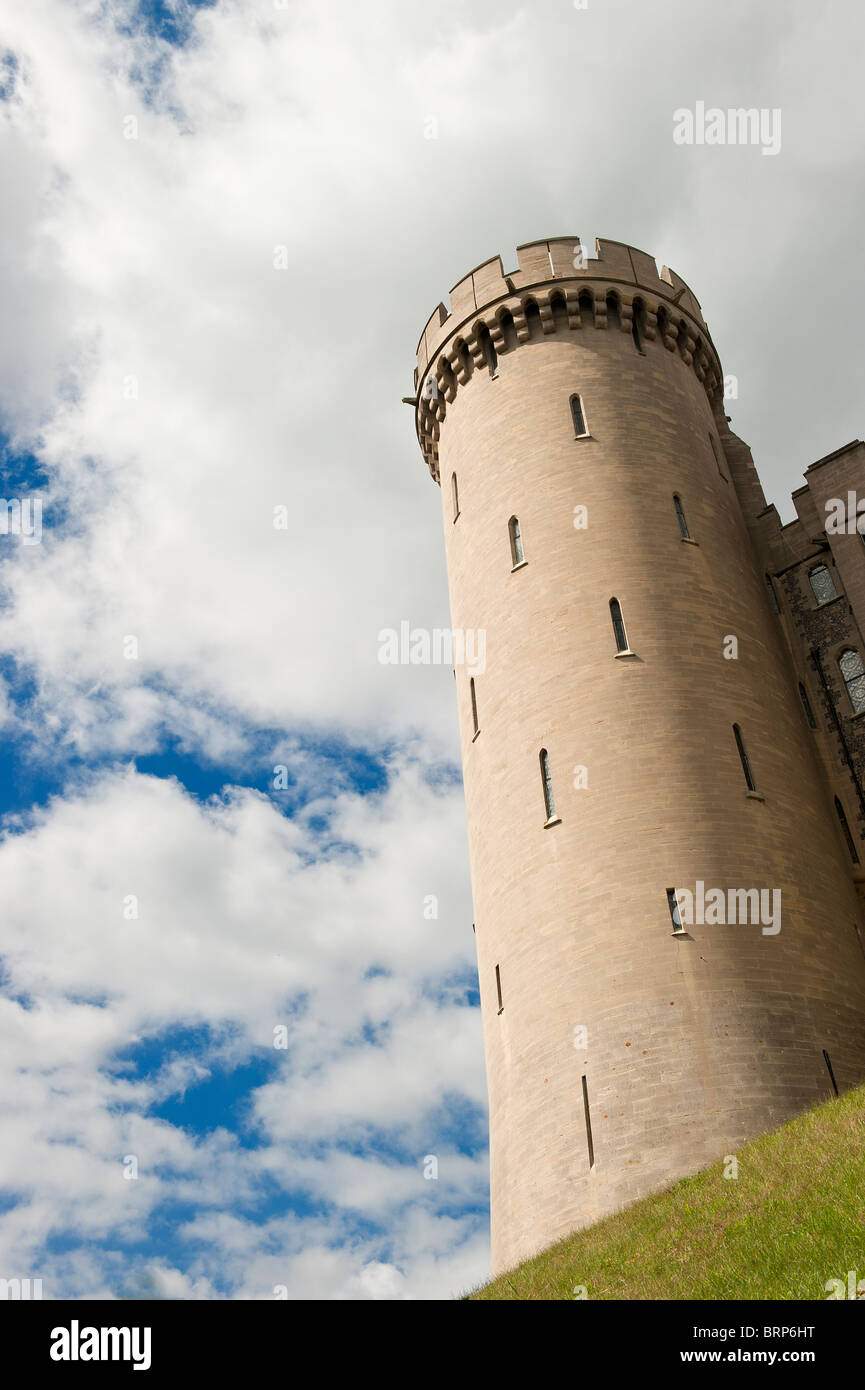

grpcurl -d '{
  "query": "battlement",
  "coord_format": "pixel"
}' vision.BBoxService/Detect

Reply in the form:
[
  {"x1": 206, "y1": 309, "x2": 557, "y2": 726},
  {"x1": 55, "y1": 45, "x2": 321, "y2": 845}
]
[
  {"x1": 416, "y1": 237, "x2": 709, "y2": 373},
  {"x1": 412, "y1": 237, "x2": 722, "y2": 480}
]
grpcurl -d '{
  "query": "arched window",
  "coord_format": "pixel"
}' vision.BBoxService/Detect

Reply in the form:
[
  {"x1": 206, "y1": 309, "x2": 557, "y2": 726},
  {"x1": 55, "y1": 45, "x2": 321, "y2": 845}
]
[
  {"x1": 457, "y1": 340, "x2": 472, "y2": 381},
  {"x1": 524, "y1": 299, "x2": 543, "y2": 341},
  {"x1": 709, "y1": 433, "x2": 727, "y2": 480},
  {"x1": 477, "y1": 322, "x2": 498, "y2": 378},
  {"x1": 550, "y1": 291, "x2": 569, "y2": 333},
  {"x1": 610, "y1": 598, "x2": 629, "y2": 653},
  {"x1": 733, "y1": 723, "x2": 757, "y2": 792},
  {"x1": 835, "y1": 796, "x2": 860, "y2": 863},
  {"x1": 676, "y1": 320, "x2": 689, "y2": 358},
  {"x1": 470, "y1": 676, "x2": 479, "y2": 736},
  {"x1": 839, "y1": 649, "x2": 865, "y2": 713},
  {"x1": 498, "y1": 308, "x2": 518, "y2": 352},
  {"x1": 765, "y1": 574, "x2": 780, "y2": 613},
  {"x1": 673, "y1": 494, "x2": 690, "y2": 539},
  {"x1": 656, "y1": 305, "x2": 669, "y2": 343},
  {"x1": 578, "y1": 290, "x2": 594, "y2": 328},
  {"x1": 570, "y1": 393, "x2": 588, "y2": 437},
  {"x1": 540, "y1": 748, "x2": 556, "y2": 822},
  {"x1": 809, "y1": 563, "x2": 838, "y2": 605},
  {"x1": 605, "y1": 292, "x2": 621, "y2": 331},
  {"x1": 631, "y1": 298, "x2": 645, "y2": 353},
  {"x1": 451, "y1": 472, "x2": 459, "y2": 522},
  {"x1": 508, "y1": 515, "x2": 524, "y2": 567},
  {"x1": 798, "y1": 682, "x2": 817, "y2": 728}
]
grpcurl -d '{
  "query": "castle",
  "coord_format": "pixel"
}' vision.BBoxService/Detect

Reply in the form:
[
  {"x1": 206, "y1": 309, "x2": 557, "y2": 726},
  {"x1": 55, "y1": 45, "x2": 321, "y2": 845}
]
[{"x1": 409, "y1": 237, "x2": 865, "y2": 1275}]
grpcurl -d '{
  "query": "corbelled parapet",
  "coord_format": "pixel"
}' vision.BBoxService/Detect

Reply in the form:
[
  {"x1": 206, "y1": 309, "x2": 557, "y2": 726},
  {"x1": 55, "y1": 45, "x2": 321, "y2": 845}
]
[{"x1": 412, "y1": 237, "x2": 723, "y2": 480}]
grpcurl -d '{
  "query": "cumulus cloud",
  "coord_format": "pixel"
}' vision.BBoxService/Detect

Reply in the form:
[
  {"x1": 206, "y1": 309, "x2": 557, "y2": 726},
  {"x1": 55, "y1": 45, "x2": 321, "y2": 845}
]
[
  {"x1": 0, "y1": 0, "x2": 860, "y2": 760},
  {"x1": 0, "y1": 757, "x2": 487, "y2": 1298},
  {"x1": 0, "y1": 0, "x2": 862, "y2": 1300}
]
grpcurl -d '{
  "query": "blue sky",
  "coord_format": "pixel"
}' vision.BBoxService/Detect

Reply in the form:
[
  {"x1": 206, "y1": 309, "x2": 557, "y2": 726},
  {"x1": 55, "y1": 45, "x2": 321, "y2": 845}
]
[
  {"x1": 0, "y1": 0, "x2": 487, "y2": 1284},
  {"x1": 1, "y1": 0, "x2": 863, "y2": 1299}
]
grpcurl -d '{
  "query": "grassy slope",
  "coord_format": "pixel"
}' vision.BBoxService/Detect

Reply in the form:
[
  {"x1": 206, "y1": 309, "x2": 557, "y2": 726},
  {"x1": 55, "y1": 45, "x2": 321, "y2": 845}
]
[{"x1": 469, "y1": 1083, "x2": 865, "y2": 1300}]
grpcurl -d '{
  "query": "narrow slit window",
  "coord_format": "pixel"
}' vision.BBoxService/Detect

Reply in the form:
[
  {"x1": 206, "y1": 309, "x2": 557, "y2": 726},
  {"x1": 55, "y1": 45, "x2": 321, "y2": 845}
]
[
  {"x1": 798, "y1": 682, "x2": 817, "y2": 729},
  {"x1": 570, "y1": 393, "x2": 588, "y2": 437},
  {"x1": 509, "y1": 515, "x2": 524, "y2": 567},
  {"x1": 524, "y1": 299, "x2": 543, "y2": 341},
  {"x1": 673, "y1": 494, "x2": 690, "y2": 539},
  {"x1": 765, "y1": 574, "x2": 780, "y2": 613},
  {"x1": 733, "y1": 723, "x2": 757, "y2": 791},
  {"x1": 581, "y1": 1075, "x2": 595, "y2": 1169},
  {"x1": 667, "y1": 888, "x2": 685, "y2": 934},
  {"x1": 470, "y1": 677, "x2": 479, "y2": 736},
  {"x1": 835, "y1": 797, "x2": 860, "y2": 863},
  {"x1": 499, "y1": 309, "x2": 518, "y2": 352},
  {"x1": 540, "y1": 748, "x2": 556, "y2": 822},
  {"x1": 823, "y1": 1049, "x2": 839, "y2": 1098},
  {"x1": 495, "y1": 963, "x2": 503, "y2": 1014},
  {"x1": 610, "y1": 597, "x2": 629, "y2": 653},
  {"x1": 808, "y1": 563, "x2": 837, "y2": 605},
  {"x1": 839, "y1": 649, "x2": 865, "y2": 714},
  {"x1": 709, "y1": 433, "x2": 727, "y2": 480},
  {"x1": 451, "y1": 472, "x2": 459, "y2": 522},
  {"x1": 477, "y1": 322, "x2": 498, "y2": 378},
  {"x1": 550, "y1": 292, "x2": 569, "y2": 333},
  {"x1": 631, "y1": 299, "x2": 644, "y2": 352}
]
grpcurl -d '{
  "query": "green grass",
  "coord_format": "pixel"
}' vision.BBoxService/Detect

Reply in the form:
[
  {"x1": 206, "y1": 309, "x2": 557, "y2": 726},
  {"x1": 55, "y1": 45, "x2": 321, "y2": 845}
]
[{"x1": 468, "y1": 1083, "x2": 865, "y2": 1300}]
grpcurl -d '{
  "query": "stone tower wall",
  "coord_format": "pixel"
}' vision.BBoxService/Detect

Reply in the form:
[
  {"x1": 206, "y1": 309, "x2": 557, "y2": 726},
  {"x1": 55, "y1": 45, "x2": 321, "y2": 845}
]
[{"x1": 412, "y1": 238, "x2": 865, "y2": 1275}]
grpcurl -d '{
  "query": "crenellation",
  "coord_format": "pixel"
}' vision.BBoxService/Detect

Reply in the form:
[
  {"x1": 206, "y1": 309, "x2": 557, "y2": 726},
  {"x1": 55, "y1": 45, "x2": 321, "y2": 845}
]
[
  {"x1": 472, "y1": 254, "x2": 509, "y2": 304},
  {"x1": 548, "y1": 238, "x2": 583, "y2": 278},
  {"x1": 593, "y1": 237, "x2": 638, "y2": 280},
  {"x1": 416, "y1": 302, "x2": 447, "y2": 372},
  {"x1": 413, "y1": 238, "x2": 724, "y2": 478},
  {"x1": 416, "y1": 236, "x2": 713, "y2": 381},
  {"x1": 447, "y1": 276, "x2": 477, "y2": 324},
  {"x1": 514, "y1": 239, "x2": 557, "y2": 282},
  {"x1": 628, "y1": 245, "x2": 663, "y2": 288}
]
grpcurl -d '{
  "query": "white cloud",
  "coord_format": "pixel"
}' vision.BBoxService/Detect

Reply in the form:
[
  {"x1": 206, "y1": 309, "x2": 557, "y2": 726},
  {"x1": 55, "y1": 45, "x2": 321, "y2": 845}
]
[
  {"x1": 0, "y1": 758, "x2": 488, "y2": 1297},
  {"x1": 0, "y1": 0, "x2": 863, "y2": 1300},
  {"x1": 0, "y1": 0, "x2": 859, "y2": 758}
]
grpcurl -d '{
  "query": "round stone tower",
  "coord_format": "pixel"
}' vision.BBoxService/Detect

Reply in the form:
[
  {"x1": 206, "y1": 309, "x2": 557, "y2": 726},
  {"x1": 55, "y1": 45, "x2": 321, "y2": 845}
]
[{"x1": 410, "y1": 237, "x2": 865, "y2": 1276}]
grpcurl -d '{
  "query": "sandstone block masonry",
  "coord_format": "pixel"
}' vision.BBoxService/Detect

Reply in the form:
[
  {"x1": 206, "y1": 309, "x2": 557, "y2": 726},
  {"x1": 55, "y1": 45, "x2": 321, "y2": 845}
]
[{"x1": 410, "y1": 237, "x2": 865, "y2": 1275}]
